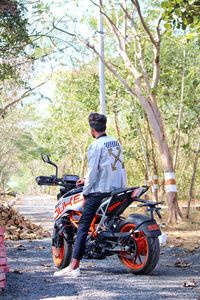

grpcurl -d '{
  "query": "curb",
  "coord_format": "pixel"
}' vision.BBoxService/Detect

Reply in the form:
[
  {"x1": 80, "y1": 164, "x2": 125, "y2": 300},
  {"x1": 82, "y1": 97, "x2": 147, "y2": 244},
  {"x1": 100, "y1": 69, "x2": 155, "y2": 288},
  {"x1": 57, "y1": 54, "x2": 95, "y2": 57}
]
[{"x1": 0, "y1": 227, "x2": 9, "y2": 292}]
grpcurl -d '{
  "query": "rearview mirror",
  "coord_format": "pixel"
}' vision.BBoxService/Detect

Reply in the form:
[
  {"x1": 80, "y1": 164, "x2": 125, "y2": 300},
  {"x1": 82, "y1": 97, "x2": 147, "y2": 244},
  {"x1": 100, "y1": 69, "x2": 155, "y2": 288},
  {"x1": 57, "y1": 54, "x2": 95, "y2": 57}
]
[
  {"x1": 41, "y1": 154, "x2": 51, "y2": 163},
  {"x1": 41, "y1": 153, "x2": 58, "y2": 178}
]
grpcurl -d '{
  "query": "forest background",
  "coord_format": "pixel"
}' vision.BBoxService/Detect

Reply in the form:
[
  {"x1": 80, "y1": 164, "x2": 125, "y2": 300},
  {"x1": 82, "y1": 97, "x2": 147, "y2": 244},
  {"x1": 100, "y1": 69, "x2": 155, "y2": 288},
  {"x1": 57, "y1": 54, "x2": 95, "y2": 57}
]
[{"x1": 0, "y1": 0, "x2": 199, "y2": 223}]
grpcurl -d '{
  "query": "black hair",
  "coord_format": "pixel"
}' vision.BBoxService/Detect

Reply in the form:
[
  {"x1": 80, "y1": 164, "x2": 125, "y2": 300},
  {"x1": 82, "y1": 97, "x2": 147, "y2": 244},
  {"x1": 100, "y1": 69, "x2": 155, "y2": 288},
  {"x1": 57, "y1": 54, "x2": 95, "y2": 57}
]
[{"x1": 88, "y1": 112, "x2": 107, "y2": 132}]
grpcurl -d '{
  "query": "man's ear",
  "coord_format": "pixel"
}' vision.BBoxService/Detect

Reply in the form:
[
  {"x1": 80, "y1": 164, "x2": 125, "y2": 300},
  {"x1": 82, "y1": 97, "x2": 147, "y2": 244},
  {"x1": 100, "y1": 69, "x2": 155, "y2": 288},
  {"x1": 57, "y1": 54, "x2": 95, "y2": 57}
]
[{"x1": 91, "y1": 128, "x2": 96, "y2": 138}]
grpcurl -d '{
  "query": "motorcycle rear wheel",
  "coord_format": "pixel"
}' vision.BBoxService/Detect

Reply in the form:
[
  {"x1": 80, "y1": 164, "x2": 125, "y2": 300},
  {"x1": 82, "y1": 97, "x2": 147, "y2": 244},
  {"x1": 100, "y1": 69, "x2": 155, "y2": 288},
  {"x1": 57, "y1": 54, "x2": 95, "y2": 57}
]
[
  {"x1": 118, "y1": 222, "x2": 160, "y2": 275},
  {"x1": 52, "y1": 238, "x2": 73, "y2": 270}
]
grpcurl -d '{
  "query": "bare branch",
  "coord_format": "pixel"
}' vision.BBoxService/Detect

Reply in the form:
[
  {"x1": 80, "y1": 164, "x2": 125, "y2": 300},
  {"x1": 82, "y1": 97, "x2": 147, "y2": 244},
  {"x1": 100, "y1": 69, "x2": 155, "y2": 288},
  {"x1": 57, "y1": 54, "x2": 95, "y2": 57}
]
[
  {"x1": 151, "y1": 16, "x2": 162, "y2": 89},
  {"x1": 111, "y1": 0, "x2": 119, "y2": 28},
  {"x1": 98, "y1": 3, "x2": 141, "y2": 79},
  {"x1": 84, "y1": 40, "x2": 137, "y2": 97},
  {"x1": 0, "y1": 75, "x2": 52, "y2": 117},
  {"x1": 156, "y1": 16, "x2": 162, "y2": 42},
  {"x1": 131, "y1": 0, "x2": 157, "y2": 47},
  {"x1": 120, "y1": 2, "x2": 151, "y2": 93},
  {"x1": 52, "y1": 22, "x2": 76, "y2": 38},
  {"x1": 151, "y1": 46, "x2": 160, "y2": 90}
]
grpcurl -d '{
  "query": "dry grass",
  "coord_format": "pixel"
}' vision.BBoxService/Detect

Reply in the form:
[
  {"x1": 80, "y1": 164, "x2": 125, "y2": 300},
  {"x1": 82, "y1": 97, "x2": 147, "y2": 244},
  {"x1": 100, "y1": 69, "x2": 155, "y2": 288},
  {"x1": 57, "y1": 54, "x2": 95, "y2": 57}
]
[{"x1": 161, "y1": 210, "x2": 200, "y2": 251}]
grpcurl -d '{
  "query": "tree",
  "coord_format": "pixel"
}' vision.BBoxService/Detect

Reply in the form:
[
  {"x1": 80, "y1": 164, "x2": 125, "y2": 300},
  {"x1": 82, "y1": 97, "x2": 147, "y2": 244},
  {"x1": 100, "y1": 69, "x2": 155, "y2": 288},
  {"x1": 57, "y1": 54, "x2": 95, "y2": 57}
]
[
  {"x1": 0, "y1": 0, "x2": 31, "y2": 81},
  {"x1": 0, "y1": 107, "x2": 42, "y2": 195}
]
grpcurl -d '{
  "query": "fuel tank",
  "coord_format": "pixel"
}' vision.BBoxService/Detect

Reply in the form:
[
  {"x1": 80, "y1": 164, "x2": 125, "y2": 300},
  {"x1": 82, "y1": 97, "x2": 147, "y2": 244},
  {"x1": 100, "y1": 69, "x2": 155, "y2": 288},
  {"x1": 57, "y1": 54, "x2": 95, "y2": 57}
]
[{"x1": 54, "y1": 187, "x2": 84, "y2": 221}]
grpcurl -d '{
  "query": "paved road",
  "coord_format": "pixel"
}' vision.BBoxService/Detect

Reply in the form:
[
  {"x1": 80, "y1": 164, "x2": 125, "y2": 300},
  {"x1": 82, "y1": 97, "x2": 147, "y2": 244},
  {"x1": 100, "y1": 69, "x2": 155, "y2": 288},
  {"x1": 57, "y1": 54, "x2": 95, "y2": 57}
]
[
  {"x1": 1, "y1": 194, "x2": 200, "y2": 300},
  {"x1": 16, "y1": 194, "x2": 55, "y2": 232},
  {"x1": 2, "y1": 239, "x2": 200, "y2": 300}
]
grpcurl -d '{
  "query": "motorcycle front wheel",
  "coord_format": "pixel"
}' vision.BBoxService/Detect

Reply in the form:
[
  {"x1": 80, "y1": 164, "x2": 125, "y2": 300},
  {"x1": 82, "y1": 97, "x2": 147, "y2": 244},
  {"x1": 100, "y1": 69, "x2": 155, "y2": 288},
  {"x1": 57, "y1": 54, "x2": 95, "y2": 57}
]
[
  {"x1": 118, "y1": 221, "x2": 160, "y2": 275},
  {"x1": 52, "y1": 238, "x2": 73, "y2": 269}
]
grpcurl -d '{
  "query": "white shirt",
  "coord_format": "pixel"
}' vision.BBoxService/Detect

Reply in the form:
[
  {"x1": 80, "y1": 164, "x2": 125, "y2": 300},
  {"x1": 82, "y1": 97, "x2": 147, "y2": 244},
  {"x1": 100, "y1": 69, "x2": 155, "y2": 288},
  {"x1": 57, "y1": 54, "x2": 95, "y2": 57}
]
[{"x1": 83, "y1": 135, "x2": 127, "y2": 196}]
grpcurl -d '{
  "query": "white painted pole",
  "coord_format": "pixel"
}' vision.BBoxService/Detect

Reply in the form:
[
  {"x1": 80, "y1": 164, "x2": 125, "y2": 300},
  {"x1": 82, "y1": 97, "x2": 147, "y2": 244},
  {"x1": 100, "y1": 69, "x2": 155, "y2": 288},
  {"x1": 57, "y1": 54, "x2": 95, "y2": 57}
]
[{"x1": 99, "y1": 1, "x2": 106, "y2": 115}]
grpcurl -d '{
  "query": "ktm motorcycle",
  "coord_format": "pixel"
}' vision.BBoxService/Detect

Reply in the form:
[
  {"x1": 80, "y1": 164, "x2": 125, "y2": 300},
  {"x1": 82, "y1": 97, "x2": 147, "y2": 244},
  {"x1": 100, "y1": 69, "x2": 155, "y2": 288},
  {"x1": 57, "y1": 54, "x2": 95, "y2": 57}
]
[{"x1": 36, "y1": 154, "x2": 162, "y2": 275}]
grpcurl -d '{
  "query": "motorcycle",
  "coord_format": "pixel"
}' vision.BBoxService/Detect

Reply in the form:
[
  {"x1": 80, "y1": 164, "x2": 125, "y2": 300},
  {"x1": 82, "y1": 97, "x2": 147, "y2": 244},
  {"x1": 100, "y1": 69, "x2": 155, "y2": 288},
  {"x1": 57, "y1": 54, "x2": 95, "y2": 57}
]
[{"x1": 36, "y1": 153, "x2": 162, "y2": 275}]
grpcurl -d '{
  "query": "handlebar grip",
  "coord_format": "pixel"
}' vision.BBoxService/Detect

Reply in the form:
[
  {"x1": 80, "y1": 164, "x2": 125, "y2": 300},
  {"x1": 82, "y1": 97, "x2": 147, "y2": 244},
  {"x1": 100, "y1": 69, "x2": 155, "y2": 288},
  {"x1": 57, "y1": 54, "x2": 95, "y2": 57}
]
[{"x1": 35, "y1": 176, "x2": 56, "y2": 186}]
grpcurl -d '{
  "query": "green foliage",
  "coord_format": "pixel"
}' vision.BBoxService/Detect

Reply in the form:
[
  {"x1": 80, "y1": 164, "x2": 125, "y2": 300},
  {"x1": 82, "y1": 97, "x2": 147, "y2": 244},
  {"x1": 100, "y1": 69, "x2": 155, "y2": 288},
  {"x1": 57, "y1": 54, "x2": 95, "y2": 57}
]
[
  {"x1": 0, "y1": 107, "x2": 44, "y2": 193},
  {"x1": 54, "y1": 65, "x2": 100, "y2": 112},
  {"x1": 161, "y1": 0, "x2": 200, "y2": 31},
  {"x1": 0, "y1": 0, "x2": 31, "y2": 81}
]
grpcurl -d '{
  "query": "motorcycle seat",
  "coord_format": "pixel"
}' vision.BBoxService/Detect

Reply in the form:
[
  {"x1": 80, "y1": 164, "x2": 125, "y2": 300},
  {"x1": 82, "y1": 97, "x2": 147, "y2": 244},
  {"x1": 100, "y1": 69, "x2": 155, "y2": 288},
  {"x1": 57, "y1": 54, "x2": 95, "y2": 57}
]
[
  {"x1": 111, "y1": 188, "x2": 128, "y2": 196},
  {"x1": 101, "y1": 187, "x2": 139, "y2": 203}
]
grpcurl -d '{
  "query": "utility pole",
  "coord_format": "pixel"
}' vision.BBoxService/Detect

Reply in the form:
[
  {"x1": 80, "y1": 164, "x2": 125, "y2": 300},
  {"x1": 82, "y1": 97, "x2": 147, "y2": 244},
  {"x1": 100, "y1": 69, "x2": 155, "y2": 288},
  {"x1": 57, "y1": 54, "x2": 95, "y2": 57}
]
[{"x1": 98, "y1": 1, "x2": 106, "y2": 115}]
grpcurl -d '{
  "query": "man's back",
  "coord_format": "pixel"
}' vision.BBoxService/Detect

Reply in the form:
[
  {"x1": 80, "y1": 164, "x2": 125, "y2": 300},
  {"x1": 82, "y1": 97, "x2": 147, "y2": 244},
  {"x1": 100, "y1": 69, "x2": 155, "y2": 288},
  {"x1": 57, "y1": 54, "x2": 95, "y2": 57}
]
[{"x1": 83, "y1": 135, "x2": 127, "y2": 195}]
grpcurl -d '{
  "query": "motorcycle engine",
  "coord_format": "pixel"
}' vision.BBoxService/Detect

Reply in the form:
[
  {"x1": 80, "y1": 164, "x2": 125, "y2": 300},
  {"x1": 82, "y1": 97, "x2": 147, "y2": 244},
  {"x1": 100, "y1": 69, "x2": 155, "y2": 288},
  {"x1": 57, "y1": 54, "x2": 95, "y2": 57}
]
[{"x1": 84, "y1": 237, "x2": 107, "y2": 259}]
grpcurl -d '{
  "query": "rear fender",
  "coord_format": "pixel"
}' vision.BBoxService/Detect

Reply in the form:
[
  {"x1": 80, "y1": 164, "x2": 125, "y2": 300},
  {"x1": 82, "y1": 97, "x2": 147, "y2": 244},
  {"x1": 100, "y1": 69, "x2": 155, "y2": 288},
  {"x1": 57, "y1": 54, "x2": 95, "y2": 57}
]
[{"x1": 126, "y1": 214, "x2": 161, "y2": 237}]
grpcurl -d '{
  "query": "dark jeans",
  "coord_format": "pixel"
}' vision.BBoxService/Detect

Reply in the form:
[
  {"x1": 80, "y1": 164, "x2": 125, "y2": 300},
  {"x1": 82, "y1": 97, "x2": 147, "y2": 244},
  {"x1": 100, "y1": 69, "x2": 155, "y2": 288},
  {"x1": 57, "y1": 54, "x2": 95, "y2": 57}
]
[{"x1": 73, "y1": 193, "x2": 108, "y2": 260}]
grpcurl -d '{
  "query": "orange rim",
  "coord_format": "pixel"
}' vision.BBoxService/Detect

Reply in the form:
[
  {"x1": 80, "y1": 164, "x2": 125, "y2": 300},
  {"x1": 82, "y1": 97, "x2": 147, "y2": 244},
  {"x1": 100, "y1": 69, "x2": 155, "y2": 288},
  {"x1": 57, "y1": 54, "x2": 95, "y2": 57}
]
[
  {"x1": 52, "y1": 246, "x2": 64, "y2": 267},
  {"x1": 120, "y1": 223, "x2": 149, "y2": 270}
]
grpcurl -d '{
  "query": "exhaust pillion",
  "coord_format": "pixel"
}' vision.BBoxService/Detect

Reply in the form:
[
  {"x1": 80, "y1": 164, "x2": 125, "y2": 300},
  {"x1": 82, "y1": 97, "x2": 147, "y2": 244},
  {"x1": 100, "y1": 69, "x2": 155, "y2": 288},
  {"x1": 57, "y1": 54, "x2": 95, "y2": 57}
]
[{"x1": 36, "y1": 154, "x2": 162, "y2": 275}]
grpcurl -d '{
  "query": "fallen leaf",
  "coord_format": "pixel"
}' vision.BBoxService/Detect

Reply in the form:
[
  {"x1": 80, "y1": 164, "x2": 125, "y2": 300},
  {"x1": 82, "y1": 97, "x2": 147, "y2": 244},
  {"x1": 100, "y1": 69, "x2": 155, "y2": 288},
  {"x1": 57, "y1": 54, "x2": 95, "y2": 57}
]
[
  {"x1": 10, "y1": 268, "x2": 23, "y2": 274},
  {"x1": 35, "y1": 246, "x2": 46, "y2": 250},
  {"x1": 175, "y1": 258, "x2": 192, "y2": 268},
  {"x1": 185, "y1": 247, "x2": 195, "y2": 252},
  {"x1": 40, "y1": 263, "x2": 51, "y2": 268},
  {"x1": 13, "y1": 244, "x2": 26, "y2": 250},
  {"x1": 44, "y1": 279, "x2": 52, "y2": 283},
  {"x1": 183, "y1": 279, "x2": 197, "y2": 288},
  {"x1": 174, "y1": 242, "x2": 183, "y2": 247}
]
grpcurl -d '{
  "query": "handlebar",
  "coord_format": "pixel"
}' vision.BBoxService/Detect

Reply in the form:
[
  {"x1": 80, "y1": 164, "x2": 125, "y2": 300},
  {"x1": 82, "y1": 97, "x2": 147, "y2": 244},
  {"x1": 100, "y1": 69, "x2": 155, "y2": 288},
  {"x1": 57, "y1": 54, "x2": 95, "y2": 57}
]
[{"x1": 35, "y1": 174, "x2": 79, "y2": 187}]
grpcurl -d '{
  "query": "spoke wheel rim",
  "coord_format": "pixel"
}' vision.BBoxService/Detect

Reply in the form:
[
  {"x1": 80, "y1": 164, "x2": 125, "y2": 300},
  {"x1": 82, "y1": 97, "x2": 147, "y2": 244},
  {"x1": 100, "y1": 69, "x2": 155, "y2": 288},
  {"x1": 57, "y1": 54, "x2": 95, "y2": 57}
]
[{"x1": 120, "y1": 223, "x2": 149, "y2": 270}]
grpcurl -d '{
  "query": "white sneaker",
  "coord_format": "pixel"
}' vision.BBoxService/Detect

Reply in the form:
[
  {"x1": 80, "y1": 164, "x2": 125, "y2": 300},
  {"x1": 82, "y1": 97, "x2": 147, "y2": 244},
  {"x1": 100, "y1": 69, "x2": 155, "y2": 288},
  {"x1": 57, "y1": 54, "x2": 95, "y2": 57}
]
[{"x1": 54, "y1": 267, "x2": 81, "y2": 278}]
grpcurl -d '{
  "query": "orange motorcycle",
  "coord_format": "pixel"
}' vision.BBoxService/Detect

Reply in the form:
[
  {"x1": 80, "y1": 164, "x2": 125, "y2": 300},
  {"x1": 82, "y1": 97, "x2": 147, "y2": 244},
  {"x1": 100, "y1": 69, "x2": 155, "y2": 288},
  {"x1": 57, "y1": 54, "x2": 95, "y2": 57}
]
[{"x1": 36, "y1": 154, "x2": 162, "y2": 275}]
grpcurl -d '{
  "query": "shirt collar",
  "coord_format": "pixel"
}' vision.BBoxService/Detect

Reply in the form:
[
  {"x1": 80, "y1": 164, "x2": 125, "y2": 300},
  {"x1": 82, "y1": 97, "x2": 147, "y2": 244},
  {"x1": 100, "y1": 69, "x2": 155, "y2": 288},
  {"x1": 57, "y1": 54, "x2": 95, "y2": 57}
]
[{"x1": 96, "y1": 133, "x2": 107, "y2": 139}]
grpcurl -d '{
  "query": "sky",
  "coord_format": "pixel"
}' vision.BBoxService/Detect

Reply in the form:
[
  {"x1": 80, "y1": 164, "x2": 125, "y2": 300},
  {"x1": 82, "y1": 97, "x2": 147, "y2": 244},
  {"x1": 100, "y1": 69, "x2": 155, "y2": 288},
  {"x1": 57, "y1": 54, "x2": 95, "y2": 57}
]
[{"x1": 26, "y1": 0, "x2": 99, "y2": 116}]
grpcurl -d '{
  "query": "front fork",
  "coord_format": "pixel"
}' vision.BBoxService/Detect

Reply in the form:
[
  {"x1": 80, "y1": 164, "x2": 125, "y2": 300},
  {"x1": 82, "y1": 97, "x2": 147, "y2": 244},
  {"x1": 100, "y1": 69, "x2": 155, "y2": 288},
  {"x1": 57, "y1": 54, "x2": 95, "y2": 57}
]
[
  {"x1": 52, "y1": 217, "x2": 74, "y2": 257},
  {"x1": 52, "y1": 216, "x2": 74, "y2": 248}
]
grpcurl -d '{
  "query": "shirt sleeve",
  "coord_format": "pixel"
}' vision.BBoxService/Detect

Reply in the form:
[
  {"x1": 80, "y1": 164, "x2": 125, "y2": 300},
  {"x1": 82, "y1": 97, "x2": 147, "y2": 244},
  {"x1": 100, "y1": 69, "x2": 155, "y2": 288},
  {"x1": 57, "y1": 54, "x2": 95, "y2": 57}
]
[{"x1": 83, "y1": 142, "x2": 102, "y2": 196}]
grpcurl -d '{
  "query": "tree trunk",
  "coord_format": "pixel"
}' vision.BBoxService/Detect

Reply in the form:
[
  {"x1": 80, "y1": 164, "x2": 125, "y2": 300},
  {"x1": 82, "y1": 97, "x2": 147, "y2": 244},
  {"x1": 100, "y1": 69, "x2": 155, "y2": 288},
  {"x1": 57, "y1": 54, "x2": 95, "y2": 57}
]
[
  {"x1": 186, "y1": 142, "x2": 200, "y2": 219},
  {"x1": 173, "y1": 46, "x2": 186, "y2": 170},
  {"x1": 146, "y1": 116, "x2": 159, "y2": 201},
  {"x1": 113, "y1": 105, "x2": 122, "y2": 144},
  {"x1": 80, "y1": 142, "x2": 88, "y2": 178},
  {"x1": 135, "y1": 85, "x2": 182, "y2": 223}
]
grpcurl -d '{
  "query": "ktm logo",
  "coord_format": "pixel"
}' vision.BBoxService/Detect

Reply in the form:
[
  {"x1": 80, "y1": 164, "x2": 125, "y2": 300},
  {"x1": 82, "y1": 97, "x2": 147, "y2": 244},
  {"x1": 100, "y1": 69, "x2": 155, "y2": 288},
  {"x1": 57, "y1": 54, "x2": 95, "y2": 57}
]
[{"x1": 54, "y1": 193, "x2": 83, "y2": 220}]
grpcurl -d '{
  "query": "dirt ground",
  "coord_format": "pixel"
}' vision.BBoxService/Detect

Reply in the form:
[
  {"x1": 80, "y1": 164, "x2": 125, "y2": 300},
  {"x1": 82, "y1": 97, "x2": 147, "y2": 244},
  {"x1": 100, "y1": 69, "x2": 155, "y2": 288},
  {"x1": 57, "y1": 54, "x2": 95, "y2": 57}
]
[{"x1": 162, "y1": 210, "x2": 200, "y2": 252}]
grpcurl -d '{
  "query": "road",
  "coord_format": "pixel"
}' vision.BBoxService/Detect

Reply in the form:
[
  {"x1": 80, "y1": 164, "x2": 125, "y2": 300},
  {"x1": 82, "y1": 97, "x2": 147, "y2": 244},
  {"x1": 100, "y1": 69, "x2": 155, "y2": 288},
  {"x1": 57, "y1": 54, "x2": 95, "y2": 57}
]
[{"x1": 1, "y1": 194, "x2": 200, "y2": 300}]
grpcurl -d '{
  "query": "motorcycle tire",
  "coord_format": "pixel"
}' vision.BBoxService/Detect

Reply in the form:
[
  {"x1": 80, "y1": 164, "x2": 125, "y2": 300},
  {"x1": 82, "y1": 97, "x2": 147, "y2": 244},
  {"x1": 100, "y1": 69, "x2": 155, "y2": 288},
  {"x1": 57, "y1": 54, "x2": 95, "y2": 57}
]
[
  {"x1": 117, "y1": 221, "x2": 160, "y2": 275},
  {"x1": 52, "y1": 238, "x2": 73, "y2": 270}
]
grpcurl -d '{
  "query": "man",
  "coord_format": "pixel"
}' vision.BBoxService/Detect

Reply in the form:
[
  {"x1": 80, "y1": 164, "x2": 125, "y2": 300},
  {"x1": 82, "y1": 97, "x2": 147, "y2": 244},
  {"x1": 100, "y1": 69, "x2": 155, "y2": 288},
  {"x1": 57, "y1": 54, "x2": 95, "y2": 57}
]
[{"x1": 54, "y1": 112, "x2": 126, "y2": 277}]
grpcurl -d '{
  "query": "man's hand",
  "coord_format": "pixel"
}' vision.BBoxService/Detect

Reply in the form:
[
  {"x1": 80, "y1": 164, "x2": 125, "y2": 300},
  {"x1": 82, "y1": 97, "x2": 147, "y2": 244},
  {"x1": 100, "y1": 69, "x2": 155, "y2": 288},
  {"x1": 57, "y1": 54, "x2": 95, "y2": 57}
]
[{"x1": 76, "y1": 178, "x2": 85, "y2": 187}]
